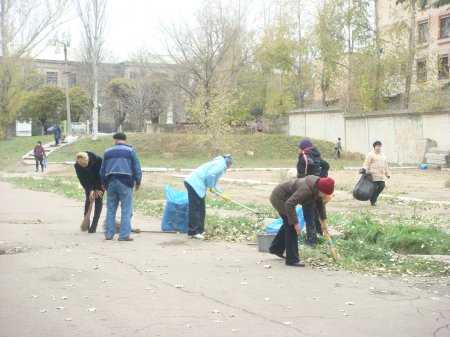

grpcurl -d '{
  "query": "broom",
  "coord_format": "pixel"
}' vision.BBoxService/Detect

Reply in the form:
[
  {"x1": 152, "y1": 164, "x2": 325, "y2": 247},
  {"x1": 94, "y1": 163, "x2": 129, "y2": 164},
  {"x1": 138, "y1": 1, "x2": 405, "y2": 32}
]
[
  {"x1": 80, "y1": 199, "x2": 93, "y2": 231},
  {"x1": 320, "y1": 219, "x2": 339, "y2": 261}
]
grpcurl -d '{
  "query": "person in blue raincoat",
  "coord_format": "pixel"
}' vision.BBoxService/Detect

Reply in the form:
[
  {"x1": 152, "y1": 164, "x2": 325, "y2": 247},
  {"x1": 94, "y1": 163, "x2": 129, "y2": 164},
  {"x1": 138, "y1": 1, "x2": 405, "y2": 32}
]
[{"x1": 184, "y1": 155, "x2": 232, "y2": 239}]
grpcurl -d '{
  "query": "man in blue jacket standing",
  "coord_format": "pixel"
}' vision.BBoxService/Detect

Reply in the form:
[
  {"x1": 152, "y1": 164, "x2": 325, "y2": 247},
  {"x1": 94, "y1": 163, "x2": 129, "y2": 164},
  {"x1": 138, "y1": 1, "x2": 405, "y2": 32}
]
[
  {"x1": 100, "y1": 133, "x2": 142, "y2": 241},
  {"x1": 184, "y1": 155, "x2": 232, "y2": 240}
]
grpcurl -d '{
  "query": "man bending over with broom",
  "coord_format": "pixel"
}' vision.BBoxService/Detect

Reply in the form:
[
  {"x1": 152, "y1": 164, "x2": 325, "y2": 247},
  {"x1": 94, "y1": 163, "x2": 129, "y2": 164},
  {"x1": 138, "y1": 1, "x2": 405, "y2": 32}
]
[
  {"x1": 75, "y1": 152, "x2": 104, "y2": 233},
  {"x1": 269, "y1": 176, "x2": 335, "y2": 267}
]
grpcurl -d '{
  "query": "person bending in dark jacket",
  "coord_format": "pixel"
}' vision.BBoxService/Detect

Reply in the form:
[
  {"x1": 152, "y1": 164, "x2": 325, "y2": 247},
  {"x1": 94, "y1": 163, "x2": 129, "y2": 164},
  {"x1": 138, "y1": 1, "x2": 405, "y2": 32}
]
[
  {"x1": 296, "y1": 139, "x2": 330, "y2": 246},
  {"x1": 75, "y1": 151, "x2": 104, "y2": 233},
  {"x1": 269, "y1": 176, "x2": 335, "y2": 267}
]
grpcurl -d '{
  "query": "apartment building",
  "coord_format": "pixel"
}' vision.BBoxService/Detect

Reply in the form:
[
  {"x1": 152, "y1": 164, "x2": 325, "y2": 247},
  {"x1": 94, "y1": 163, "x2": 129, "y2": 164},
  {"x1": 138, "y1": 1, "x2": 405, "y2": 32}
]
[
  {"x1": 378, "y1": 0, "x2": 450, "y2": 85},
  {"x1": 31, "y1": 58, "x2": 186, "y2": 132}
]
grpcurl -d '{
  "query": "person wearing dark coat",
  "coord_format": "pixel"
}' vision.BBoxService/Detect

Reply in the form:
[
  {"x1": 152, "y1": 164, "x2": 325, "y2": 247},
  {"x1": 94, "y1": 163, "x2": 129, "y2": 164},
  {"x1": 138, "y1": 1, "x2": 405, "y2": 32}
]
[
  {"x1": 75, "y1": 151, "x2": 104, "y2": 233},
  {"x1": 269, "y1": 176, "x2": 335, "y2": 267},
  {"x1": 33, "y1": 141, "x2": 46, "y2": 172},
  {"x1": 296, "y1": 139, "x2": 330, "y2": 245}
]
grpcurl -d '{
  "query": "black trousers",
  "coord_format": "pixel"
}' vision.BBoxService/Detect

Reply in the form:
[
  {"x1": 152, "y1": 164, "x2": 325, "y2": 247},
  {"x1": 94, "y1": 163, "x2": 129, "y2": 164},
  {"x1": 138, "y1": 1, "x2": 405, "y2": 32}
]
[
  {"x1": 35, "y1": 158, "x2": 44, "y2": 172},
  {"x1": 302, "y1": 202, "x2": 322, "y2": 245},
  {"x1": 269, "y1": 215, "x2": 300, "y2": 265},
  {"x1": 370, "y1": 181, "x2": 385, "y2": 205},
  {"x1": 84, "y1": 189, "x2": 103, "y2": 233},
  {"x1": 185, "y1": 182, "x2": 206, "y2": 236}
]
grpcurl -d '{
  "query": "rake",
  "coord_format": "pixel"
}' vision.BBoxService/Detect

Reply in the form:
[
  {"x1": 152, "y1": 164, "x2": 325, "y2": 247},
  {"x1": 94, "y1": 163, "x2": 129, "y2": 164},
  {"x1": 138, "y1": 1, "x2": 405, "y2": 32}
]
[{"x1": 320, "y1": 219, "x2": 339, "y2": 261}]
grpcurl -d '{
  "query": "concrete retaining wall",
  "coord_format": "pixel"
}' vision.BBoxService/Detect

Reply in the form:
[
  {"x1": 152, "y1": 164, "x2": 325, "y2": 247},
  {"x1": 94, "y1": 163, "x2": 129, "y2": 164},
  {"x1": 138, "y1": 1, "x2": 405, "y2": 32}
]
[{"x1": 289, "y1": 108, "x2": 450, "y2": 164}]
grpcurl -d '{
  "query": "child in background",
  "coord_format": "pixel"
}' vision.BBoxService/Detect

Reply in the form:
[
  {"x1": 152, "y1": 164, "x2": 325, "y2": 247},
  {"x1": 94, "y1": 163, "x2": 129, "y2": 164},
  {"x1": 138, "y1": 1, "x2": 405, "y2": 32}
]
[{"x1": 33, "y1": 141, "x2": 46, "y2": 172}]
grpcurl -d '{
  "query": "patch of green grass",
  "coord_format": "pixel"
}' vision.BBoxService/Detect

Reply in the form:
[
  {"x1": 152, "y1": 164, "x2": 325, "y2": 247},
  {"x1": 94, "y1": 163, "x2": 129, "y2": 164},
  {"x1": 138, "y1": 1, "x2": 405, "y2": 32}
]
[
  {"x1": 48, "y1": 133, "x2": 360, "y2": 168},
  {"x1": 324, "y1": 214, "x2": 450, "y2": 276},
  {"x1": 205, "y1": 215, "x2": 258, "y2": 242},
  {"x1": 4, "y1": 176, "x2": 84, "y2": 200},
  {"x1": 0, "y1": 135, "x2": 52, "y2": 170},
  {"x1": 3, "y1": 175, "x2": 167, "y2": 218},
  {"x1": 340, "y1": 214, "x2": 450, "y2": 255}
]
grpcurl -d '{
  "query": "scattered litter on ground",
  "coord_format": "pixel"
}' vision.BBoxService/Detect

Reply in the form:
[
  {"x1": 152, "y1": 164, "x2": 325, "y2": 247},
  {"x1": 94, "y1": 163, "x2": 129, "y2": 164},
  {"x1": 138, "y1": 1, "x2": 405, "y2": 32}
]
[
  {"x1": 56, "y1": 306, "x2": 64, "y2": 311},
  {"x1": 87, "y1": 307, "x2": 96, "y2": 312},
  {"x1": 345, "y1": 301, "x2": 355, "y2": 306},
  {"x1": 174, "y1": 284, "x2": 184, "y2": 288},
  {"x1": 65, "y1": 317, "x2": 72, "y2": 321},
  {"x1": 39, "y1": 309, "x2": 47, "y2": 313}
]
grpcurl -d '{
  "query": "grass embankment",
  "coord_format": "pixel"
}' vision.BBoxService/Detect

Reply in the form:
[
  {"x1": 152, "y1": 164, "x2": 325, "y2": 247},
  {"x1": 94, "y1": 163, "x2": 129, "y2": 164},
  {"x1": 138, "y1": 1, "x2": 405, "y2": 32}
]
[
  {"x1": 318, "y1": 215, "x2": 450, "y2": 276},
  {"x1": 0, "y1": 135, "x2": 52, "y2": 170},
  {"x1": 49, "y1": 133, "x2": 361, "y2": 168},
  {"x1": 4, "y1": 175, "x2": 449, "y2": 277}
]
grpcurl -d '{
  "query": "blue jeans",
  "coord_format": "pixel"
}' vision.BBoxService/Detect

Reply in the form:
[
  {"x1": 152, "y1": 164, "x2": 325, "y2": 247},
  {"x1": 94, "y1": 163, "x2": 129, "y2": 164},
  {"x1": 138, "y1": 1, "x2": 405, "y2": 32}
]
[{"x1": 105, "y1": 179, "x2": 133, "y2": 239}]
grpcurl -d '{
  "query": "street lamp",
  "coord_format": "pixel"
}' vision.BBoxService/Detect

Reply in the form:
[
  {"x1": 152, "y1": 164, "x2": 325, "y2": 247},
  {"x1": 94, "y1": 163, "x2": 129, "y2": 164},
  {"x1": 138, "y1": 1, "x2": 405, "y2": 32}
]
[{"x1": 50, "y1": 33, "x2": 71, "y2": 138}]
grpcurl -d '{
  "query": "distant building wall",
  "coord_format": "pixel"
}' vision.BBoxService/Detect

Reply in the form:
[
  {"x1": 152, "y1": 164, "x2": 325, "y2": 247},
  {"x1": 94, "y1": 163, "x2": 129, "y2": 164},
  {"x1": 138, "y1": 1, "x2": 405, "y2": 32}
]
[{"x1": 289, "y1": 108, "x2": 450, "y2": 164}]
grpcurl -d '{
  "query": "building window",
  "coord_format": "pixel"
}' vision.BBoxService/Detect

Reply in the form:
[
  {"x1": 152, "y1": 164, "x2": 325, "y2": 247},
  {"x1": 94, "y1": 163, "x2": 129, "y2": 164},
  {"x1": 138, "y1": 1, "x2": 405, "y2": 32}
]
[
  {"x1": 417, "y1": 20, "x2": 429, "y2": 44},
  {"x1": 416, "y1": 59, "x2": 427, "y2": 82},
  {"x1": 68, "y1": 73, "x2": 77, "y2": 87},
  {"x1": 46, "y1": 71, "x2": 58, "y2": 85},
  {"x1": 438, "y1": 54, "x2": 449, "y2": 79},
  {"x1": 129, "y1": 71, "x2": 136, "y2": 80},
  {"x1": 440, "y1": 15, "x2": 450, "y2": 39}
]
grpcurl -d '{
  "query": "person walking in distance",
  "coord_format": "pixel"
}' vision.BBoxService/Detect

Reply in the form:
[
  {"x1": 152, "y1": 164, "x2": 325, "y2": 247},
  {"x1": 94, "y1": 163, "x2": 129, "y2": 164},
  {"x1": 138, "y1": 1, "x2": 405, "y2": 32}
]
[
  {"x1": 362, "y1": 140, "x2": 390, "y2": 206},
  {"x1": 33, "y1": 141, "x2": 46, "y2": 173},
  {"x1": 100, "y1": 133, "x2": 142, "y2": 241},
  {"x1": 269, "y1": 176, "x2": 335, "y2": 267},
  {"x1": 75, "y1": 152, "x2": 104, "y2": 233},
  {"x1": 334, "y1": 137, "x2": 343, "y2": 159},
  {"x1": 184, "y1": 155, "x2": 232, "y2": 240}
]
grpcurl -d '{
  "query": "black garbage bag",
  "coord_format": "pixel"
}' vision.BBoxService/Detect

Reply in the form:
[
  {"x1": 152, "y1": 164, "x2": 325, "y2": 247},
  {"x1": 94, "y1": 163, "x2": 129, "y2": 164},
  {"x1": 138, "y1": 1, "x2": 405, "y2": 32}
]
[{"x1": 353, "y1": 173, "x2": 375, "y2": 201}]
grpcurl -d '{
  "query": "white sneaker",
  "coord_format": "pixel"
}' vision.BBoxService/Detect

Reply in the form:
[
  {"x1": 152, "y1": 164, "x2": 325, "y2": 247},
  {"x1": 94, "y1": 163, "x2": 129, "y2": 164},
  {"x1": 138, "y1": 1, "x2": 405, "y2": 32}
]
[{"x1": 191, "y1": 233, "x2": 205, "y2": 240}]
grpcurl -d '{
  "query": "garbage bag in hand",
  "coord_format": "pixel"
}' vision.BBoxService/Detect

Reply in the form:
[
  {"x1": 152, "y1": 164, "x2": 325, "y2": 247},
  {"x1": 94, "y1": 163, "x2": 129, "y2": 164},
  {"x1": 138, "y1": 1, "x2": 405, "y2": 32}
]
[
  {"x1": 161, "y1": 185, "x2": 189, "y2": 233},
  {"x1": 352, "y1": 173, "x2": 375, "y2": 201},
  {"x1": 265, "y1": 206, "x2": 305, "y2": 234}
]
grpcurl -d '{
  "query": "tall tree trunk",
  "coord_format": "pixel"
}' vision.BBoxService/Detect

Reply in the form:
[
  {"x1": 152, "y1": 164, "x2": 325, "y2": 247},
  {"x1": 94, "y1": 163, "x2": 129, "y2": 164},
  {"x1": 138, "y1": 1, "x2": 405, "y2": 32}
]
[
  {"x1": 0, "y1": 0, "x2": 9, "y2": 139},
  {"x1": 346, "y1": 0, "x2": 352, "y2": 113},
  {"x1": 296, "y1": 0, "x2": 305, "y2": 108},
  {"x1": 1, "y1": 0, "x2": 7, "y2": 58},
  {"x1": 92, "y1": 59, "x2": 98, "y2": 139},
  {"x1": 321, "y1": 66, "x2": 327, "y2": 106},
  {"x1": 374, "y1": 0, "x2": 382, "y2": 110},
  {"x1": 403, "y1": 0, "x2": 416, "y2": 110}
]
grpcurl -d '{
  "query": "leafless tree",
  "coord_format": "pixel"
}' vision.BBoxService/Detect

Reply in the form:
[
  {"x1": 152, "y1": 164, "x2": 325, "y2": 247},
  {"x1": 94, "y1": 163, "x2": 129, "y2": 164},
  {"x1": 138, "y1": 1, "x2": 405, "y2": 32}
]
[
  {"x1": 128, "y1": 50, "x2": 168, "y2": 129},
  {"x1": 74, "y1": 0, "x2": 107, "y2": 139},
  {"x1": 0, "y1": 0, "x2": 68, "y2": 138},
  {"x1": 161, "y1": 0, "x2": 244, "y2": 122}
]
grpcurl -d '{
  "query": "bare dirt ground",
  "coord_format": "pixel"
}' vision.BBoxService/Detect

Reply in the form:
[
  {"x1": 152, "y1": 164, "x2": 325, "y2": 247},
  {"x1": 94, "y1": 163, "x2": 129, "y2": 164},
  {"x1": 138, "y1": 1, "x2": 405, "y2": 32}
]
[
  {"x1": 141, "y1": 167, "x2": 450, "y2": 228},
  {"x1": 1, "y1": 179, "x2": 450, "y2": 337}
]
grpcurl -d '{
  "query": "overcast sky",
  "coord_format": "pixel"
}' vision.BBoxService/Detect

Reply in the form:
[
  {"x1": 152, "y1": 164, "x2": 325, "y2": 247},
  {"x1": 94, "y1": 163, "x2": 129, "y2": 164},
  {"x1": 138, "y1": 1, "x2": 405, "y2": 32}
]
[
  {"x1": 38, "y1": 0, "x2": 279, "y2": 62},
  {"x1": 38, "y1": 0, "x2": 204, "y2": 61}
]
